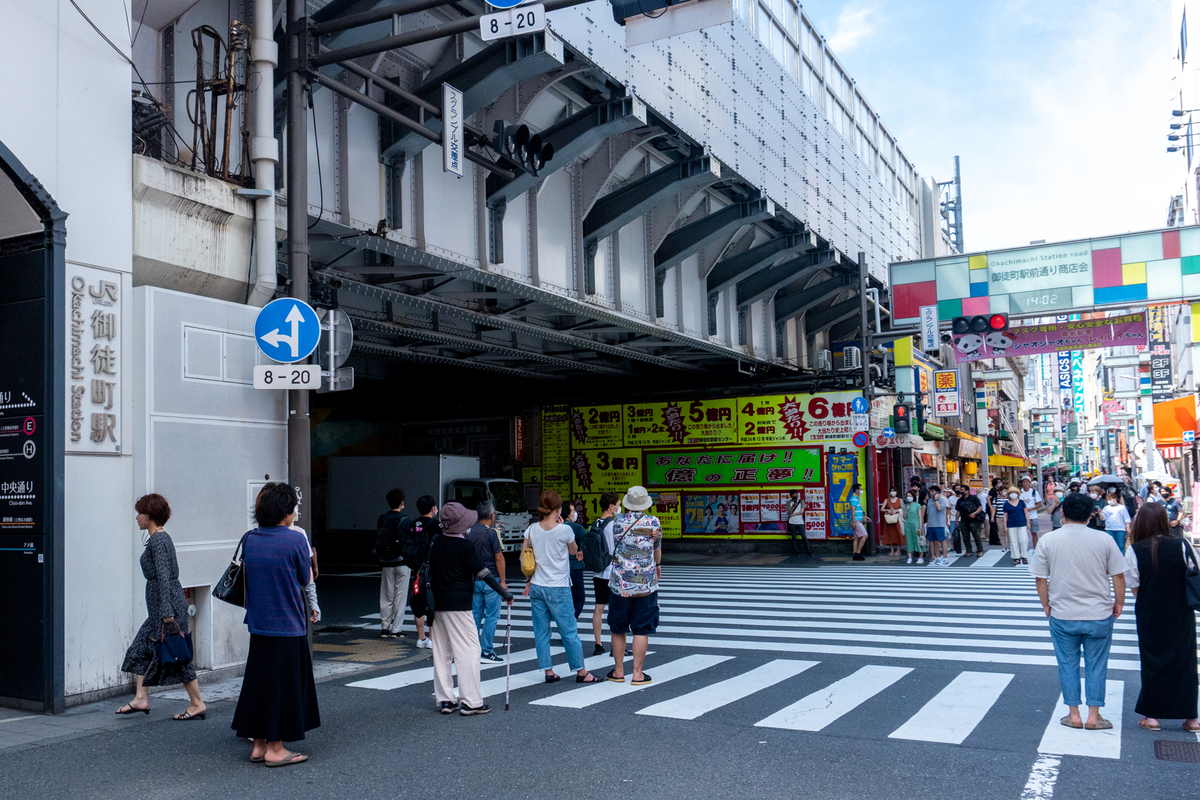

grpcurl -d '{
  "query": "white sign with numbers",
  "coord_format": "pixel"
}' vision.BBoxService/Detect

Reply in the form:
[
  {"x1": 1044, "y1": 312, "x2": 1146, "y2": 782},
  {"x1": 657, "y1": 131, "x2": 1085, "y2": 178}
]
[
  {"x1": 480, "y1": 4, "x2": 545, "y2": 40},
  {"x1": 254, "y1": 364, "x2": 320, "y2": 390}
]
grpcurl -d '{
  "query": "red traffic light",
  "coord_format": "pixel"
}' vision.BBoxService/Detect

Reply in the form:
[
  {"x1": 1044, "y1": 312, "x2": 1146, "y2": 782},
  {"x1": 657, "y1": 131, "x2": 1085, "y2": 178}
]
[{"x1": 988, "y1": 314, "x2": 1009, "y2": 331}]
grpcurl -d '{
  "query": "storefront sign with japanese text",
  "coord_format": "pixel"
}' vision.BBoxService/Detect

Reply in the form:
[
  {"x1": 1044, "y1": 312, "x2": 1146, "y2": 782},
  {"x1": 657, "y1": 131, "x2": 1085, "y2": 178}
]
[
  {"x1": 737, "y1": 392, "x2": 860, "y2": 444},
  {"x1": 541, "y1": 405, "x2": 571, "y2": 496},
  {"x1": 827, "y1": 452, "x2": 859, "y2": 538},
  {"x1": 66, "y1": 264, "x2": 122, "y2": 455},
  {"x1": 933, "y1": 369, "x2": 960, "y2": 417},
  {"x1": 804, "y1": 487, "x2": 827, "y2": 539},
  {"x1": 568, "y1": 404, "x2": 623, "y2": 449},
  {"x1": 644, "y1": 447, "x2": 822, "y2": 488},
  {"x1": 955, "y1": 313, "x2": 1148, "y2": 363},
  {"x1": 623, "y1": 398, "x2": 738, "y2": 447},
  {"x1": 571, "y1": 447, "x2": 642, "y2": 496}
]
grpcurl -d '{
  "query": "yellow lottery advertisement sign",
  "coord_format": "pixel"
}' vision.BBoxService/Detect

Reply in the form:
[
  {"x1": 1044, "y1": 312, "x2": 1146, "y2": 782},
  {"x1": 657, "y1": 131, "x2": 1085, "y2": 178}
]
[
  {"x1": 571, "y1": 447, "x2": 642, "y2": 497},
  {"x1": 623, "y1": 399, "x2": 739, "y2": 447},
  {"x1": 568, "y1": 405, "x2": 624, "y2": 449},
  {"x1": 737, "y1": 391, "x2": 861, "y2": 444},
  {"x1": 541, "y1": 405, "x2": 571, "y2": 496}
]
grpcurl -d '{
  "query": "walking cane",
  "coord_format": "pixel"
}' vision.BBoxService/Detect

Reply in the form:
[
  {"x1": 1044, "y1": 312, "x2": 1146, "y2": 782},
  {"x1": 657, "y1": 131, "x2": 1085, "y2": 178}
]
[{"x1": 504, "y1": 601, "x2": 513, "y2": 711}]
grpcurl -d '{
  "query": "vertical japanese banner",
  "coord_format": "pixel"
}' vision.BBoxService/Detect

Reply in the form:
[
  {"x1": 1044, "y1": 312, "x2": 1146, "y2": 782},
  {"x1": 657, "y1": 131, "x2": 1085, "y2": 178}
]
[
  {"x1": 1148, "y1": 306, "x2": 1173, "y2": 403},
  {"x1": 540, "y1": 405, "x2": 571, "y2": 497},
  {"x1": 804, "y1": 487, "x2": 827, "y2": 540},
  {"x1": 65, "y1": 264, "x2": 122, "y2": 454},
  {"x1": 827, "y1": 452, "x2": 859, "y2": 538},
  {"x1": 1071, "y1": 351, "x2": 1085, "y2": 419}
]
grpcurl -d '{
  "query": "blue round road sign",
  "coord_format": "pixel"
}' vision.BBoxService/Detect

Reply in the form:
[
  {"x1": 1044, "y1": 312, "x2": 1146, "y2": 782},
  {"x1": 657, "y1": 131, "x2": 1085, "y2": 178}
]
[
  {"x1": 852, "y1": 431, "x2": 869, "y2": 448},
  {"x1": 254, "y1": 298, "x2": 321, "y2": 363},
  {"x1": 486, "y1": 0, "x2": 531, "y2": 8},
  {"x1": 850, "y1": 396, "x2": 868, "y2": 414}
]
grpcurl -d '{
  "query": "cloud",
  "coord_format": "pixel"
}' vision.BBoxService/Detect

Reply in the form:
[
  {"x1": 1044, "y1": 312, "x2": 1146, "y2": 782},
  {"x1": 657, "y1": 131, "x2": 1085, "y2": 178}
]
[{"x1": 826, "y1": 6, "x2": 875, "y2": 53}]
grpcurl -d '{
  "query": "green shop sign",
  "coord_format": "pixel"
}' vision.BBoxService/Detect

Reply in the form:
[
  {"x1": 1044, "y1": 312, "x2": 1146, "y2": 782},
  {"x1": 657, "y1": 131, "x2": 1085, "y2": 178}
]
[{"x1": 644, "y1": 447, "x2": 822, "y2": 488}]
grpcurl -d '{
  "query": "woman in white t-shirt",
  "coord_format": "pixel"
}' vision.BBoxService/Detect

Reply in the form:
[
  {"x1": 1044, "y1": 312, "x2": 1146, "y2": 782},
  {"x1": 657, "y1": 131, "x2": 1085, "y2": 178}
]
[{"x1": 522, "y1": 490, "x2": 603, "y2": 684}]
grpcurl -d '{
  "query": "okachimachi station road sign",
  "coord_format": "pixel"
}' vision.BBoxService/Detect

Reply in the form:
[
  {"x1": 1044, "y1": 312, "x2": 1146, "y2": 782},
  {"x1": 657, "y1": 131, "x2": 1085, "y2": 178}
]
[{"x1": 889, "y1": 224, "x2": 1200, "y2": 324}]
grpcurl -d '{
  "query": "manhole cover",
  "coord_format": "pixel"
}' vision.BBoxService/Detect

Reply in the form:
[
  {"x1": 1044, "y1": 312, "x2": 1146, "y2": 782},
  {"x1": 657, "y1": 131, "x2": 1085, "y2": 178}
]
[
  {"x1": 316, "y1": 626, "x2": 353, "y2": 634},
  {"x1": 1154, "y1": 740, "x2": 1200, "y2": 763}
]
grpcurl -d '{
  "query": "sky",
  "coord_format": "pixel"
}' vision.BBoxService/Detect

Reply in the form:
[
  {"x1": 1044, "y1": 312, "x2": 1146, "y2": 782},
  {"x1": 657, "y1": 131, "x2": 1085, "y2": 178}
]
[{"x1": 801, "y1": 0, "x2": 1183, "y2": 253}]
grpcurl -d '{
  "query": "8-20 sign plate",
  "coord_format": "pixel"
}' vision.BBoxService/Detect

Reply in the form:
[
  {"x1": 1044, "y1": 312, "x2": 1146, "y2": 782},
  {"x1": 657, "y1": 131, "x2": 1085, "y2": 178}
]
[{"x1": 480, "y1": 4, "x2": 545, "y2": 40}]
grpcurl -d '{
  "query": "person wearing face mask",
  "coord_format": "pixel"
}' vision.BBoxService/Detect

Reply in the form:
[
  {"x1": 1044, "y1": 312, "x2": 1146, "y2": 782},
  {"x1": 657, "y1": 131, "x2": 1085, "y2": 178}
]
[
  {"x1": 957, "y1": 486, "x2": 986, "y2": 557},
  {"x1": 902, "y1": 490, "x2": 926, "y2": 564},
  {"x1": 1002, "y1": 486, "x2": 1031, "y2": 565},
  {"x1": 880, "y1": 488, "x2": 905, "y2": 558},
  {"x1": 1100, "y1": 491, "x2": 1132, "y2": 552},
  {"x1": 1046, "y1": 488, "x2": 1066, "y2": 531},
  {"x1": 1086, "y1": 487, "x2": 1106, "y2": 531}
]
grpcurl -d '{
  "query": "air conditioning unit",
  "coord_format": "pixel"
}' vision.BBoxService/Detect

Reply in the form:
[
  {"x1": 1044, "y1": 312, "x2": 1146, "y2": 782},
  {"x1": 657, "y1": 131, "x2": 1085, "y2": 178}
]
[
  {"x1": 842, "y1": 346, "x2": 862, "y2": 370},
  {"x1": 815, "y1": 349, "x2": 833, "y2": 371}
]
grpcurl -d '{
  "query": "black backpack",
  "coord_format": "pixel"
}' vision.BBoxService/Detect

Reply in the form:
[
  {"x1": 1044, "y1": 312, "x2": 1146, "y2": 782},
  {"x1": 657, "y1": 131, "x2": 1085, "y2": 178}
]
[
  {"x1": 402, "y1": 518, "x2": 432, "y2": 566},
  {"x1": 582, "y1": 517, "x2": 611, "y2": 572},
  {"x1": 374, "y1": 514, "x2": 411, "y2": 566}
]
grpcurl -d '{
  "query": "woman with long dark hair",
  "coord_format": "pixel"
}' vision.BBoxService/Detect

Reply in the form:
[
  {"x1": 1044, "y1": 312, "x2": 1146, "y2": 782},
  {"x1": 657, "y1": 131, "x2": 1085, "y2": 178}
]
[
  {"x1": 231, "y1": 482, "x2": 320, "y2": 766},
  {"x1": 1125, "y1": 503, "x2": 1200, "y2": 732}
]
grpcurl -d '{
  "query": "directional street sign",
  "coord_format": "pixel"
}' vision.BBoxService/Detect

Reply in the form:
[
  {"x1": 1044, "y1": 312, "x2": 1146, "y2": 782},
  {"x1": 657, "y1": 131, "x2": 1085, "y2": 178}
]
[
  {"x1": 1185, "y1": 430, "x2": 1195, "y2": 443},
  {"x1": 254, "y1": 298, "x2": 320, "y2": 364},
  {"x1": 883, "y1": 427, "x2": 896, "y2": 438}
]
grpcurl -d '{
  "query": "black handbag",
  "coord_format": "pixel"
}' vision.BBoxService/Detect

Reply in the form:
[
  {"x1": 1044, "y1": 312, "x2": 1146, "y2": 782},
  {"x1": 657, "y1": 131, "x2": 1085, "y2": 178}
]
[
  {"x1": 154, "y1": 619, "x2": 193, "y2": 666},
  {"x1": 213, "y1": 532, "x2": 250, "y2": 607},
  {"x1": 1183, "y1": 541, "x2": 1200, "y2": 612}
]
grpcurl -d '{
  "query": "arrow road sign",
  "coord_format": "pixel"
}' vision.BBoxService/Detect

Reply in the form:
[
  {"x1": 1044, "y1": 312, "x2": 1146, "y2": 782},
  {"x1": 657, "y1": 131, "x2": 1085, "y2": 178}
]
[{"x1": 254, "y1": 299, "x2": 320, "y2": 364}]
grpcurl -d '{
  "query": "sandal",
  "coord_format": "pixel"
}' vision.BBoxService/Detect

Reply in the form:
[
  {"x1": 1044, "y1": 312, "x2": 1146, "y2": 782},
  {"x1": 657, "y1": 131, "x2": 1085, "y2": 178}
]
[
  {"x1": 1059, "y1": 715, "x2": 1083, "y2": 729},
  {"x1": 1138, "y1": 719, "x2": 1161, "y2": 731},
  {"x1": 173, "y1": 710, "x2": 206, "y2": 721},
  {"x1": 265, "y1": 752, "x2": 308, "y2": 768},
  {"x1": 606, "y1": 669, "x2": 625, "y2": 683},
  {"x1": 544, "y1": 673, "x2": 561, "y2": 683},
  {"x1": 575, "y1": 672, "x2": 603, "y2": 683},
  {"x1": 1184, "y1": 722, "x2": 1200, "y2": 732},
  {"x1": 631, "y1": 673, "x2": 653, "y2": 686},
  {"x1": 115, "y1": 703, "x2": 150, "y2": 716},
  {"x1": 1084, "y1": 717, "x2": 1113, "y2": 730},
  {"x1": 250, "y1": 755, "x2": 266, "y2": 763}
]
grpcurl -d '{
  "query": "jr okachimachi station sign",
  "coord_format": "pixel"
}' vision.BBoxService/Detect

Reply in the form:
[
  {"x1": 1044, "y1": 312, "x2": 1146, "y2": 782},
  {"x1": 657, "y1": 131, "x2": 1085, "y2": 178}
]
[{"x1": 889, "y1": 224, "x2": 1200, "y2": 324}]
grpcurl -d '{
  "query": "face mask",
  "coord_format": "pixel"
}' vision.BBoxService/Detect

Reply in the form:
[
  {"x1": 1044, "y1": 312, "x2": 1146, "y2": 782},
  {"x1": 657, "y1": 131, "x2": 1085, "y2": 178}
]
[
  {"x1": 1108, "y1": 499, "x2": 1117, "y2": 505},
  {"x1": 1090, "y1": 494, "x2": 1099, "y2": 500},
  {"x1": 1008, "y1": 493, "x2": 1018, "y2": 499},
  {"x1": 1055, "y1": 491, "x2": 1063, "y2": 498},
  {"x1": 889, "y1": 491, "x2": 897, "y2": 497}
]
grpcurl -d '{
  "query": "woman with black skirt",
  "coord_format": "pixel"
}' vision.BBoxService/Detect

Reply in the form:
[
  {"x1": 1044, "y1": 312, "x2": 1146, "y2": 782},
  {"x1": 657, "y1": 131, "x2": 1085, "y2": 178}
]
[
  {"x1": 1124, "y1": 503, "x2": 1200, "y2": 732},
  {"x1": 231, "y1": 482, "x2": 320, "y2": 766},
  {"x1": 116, "y1": 494, "x2": 207, "y2": 720}
]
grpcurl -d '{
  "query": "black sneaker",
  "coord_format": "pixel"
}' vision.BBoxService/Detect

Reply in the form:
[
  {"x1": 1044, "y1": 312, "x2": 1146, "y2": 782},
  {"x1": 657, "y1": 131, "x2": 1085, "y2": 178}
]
[
  {"x1": 480, "y1": 652, "x2": 503, "y2": 663},
  {"x1": 459, "y1": 703, "x2": 491, "y2": 716},
  {"x1": 438, "y1": 701, "x2": 457, "y2": 714},
  {"x1": 592, "y1": 644, "x2": 606, "y2": 656}
]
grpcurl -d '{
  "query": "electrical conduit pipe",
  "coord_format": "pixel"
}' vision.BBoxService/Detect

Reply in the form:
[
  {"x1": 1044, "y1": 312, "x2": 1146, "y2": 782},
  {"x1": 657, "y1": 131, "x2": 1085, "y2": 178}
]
[{"x1": 247, "y1": 0, "x2": 279, "y2": 306}]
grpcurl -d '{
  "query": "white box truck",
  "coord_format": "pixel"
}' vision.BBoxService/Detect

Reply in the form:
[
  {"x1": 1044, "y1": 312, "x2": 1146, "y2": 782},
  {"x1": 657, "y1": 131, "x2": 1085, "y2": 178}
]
[{"x1": 326, "y1": 456, "x2": 531, "y2": 559}]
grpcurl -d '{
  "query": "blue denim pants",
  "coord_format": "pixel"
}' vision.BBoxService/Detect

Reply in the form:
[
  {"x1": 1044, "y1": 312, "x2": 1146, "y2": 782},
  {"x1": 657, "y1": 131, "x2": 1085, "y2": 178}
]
[
  {"x1": 1048, "y1": 615, "x2": 1114, "y2": 707},
  {"x1": 528, "y1": 583, "x2": 585, "y2": 671},
  {"x1": 472, "y1": 579, "x2": 502, "y2": 655}
]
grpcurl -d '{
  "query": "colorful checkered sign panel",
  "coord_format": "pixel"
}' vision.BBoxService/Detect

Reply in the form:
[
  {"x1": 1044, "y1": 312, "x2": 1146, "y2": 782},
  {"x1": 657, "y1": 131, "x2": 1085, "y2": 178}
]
[{"x1": 888, "y1": 225, "x2": 1200, "y2": 324}]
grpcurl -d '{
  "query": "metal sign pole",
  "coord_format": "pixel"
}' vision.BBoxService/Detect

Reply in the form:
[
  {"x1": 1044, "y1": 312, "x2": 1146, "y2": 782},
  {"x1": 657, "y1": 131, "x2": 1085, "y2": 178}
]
[{"x1": 858, "y1": 252, "x2": 875, "y2": 556}]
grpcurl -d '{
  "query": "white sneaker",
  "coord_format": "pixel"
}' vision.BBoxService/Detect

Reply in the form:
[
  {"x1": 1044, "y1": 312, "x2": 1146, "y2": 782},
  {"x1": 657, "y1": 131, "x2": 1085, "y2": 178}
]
[
  {"x1": 917, "y1": 557, "x2": 925, "y2": 564},
  {"x1": 418, "y1": 638, "x2": 431, "y2": 649},
  {"x1": 906, "y1": 557, "x2": 913, "y2": 564}
]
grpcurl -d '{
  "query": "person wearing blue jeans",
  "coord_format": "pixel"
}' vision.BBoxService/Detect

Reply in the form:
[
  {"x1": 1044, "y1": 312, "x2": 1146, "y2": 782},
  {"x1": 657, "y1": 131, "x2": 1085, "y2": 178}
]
[
  {"x1": 466, "y1": 502, "x2": 506, "y2": 662},
  {"x1": 521, "y1": 490, "x2": 603, "y2": 684},
  {"x1": 1030, "y1": 491, "x2": 1127, "y2": 730}
]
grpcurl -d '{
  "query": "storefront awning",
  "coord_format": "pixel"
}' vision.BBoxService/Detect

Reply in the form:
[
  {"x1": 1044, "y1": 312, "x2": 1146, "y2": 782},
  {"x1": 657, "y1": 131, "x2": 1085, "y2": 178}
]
[
  {"x1": 922, "y1": 423, "x2": 946, "y2": 440},
  {"x1": 989, "y1": 454, "x2": 1026, "y2": 468}
]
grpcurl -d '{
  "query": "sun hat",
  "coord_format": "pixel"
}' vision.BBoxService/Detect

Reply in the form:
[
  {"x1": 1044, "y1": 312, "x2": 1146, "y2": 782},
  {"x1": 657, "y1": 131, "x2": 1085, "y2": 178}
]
[
  {"x1": 439, "y1": 501, "x2": 477, "y2": 535},
  {"x1": 622, "y1": 485, "x2": 653, "y2": 511}
]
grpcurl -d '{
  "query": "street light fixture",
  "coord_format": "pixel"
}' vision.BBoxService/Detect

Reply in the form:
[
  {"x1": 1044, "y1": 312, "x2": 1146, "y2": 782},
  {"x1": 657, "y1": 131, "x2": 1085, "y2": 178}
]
[
  {"x1": 977, "y1": 369, "x2": 1015, "y2": 380},
  {"x1": 1113, "y1": 390, "x2": 1142, "y2": 399},
  {"x1": 1103, "y1": 354, "x2": 1149, "y2": 367}
]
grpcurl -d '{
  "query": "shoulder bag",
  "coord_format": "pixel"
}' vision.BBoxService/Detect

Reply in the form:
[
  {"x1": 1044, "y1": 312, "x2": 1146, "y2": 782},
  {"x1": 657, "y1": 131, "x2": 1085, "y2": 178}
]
[
  {"x1": 213, "y1": 531, "x2": 251, "y2": 607},
  {"x1": 1182, "y1": 540, "x2": 1200, "y2": 612},
  {"x1": 154, "y1": 619, "x2": 193, "y2": 666},
  {"x1": 520, "y1": 525, "x2": 538, "y2": 577},
  {"x1": 883, "y1": 504, "x2": 900, "y2": 525}
]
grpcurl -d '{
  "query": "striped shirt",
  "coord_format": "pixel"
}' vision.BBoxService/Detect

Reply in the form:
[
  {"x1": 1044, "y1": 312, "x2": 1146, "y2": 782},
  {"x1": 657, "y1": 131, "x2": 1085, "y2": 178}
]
[{"x1": 242, "y1": 526, "x2": 311, "y2": 637}]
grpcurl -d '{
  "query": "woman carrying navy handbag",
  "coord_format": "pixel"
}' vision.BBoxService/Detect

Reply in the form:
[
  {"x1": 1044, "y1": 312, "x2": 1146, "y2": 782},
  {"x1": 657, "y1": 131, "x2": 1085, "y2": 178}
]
[{"x1": 116, "y1": 493, "x2": 207, "y2": 721}]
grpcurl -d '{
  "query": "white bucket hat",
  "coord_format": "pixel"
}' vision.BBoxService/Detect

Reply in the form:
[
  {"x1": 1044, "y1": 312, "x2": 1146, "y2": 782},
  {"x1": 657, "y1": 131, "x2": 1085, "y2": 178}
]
[{"x1": 622, "y1": 485, "x2": 653, "y2": 511}]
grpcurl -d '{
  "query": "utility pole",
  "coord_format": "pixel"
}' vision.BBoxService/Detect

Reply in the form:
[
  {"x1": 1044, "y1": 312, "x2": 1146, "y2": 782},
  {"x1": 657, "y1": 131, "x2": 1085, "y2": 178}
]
[
  {"x1": 286, "y1": 0, "x2": 312, "y2": 528},
  {"x1": 858, "y1": 252, "x2": 875, "y2": 556}
]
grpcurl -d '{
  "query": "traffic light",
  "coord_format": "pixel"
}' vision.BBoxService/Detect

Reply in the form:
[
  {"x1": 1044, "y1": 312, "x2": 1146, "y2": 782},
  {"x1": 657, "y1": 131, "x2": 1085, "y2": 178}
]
[
  {"x1": 951, "y1": 314, "x2": 1010, "y2": 357},
  {"x1": 914, "y1": 397, "x2": 925, "y2": 435},
  {"x1": 491, "y1": 121, "x2": 555, "y2": 176},
  {"x1": 610, "y1": 0, "x2": 679, "y2": 24},
  {"x1": 893, "y1": 403, "x2": 911, "y2": 435}
]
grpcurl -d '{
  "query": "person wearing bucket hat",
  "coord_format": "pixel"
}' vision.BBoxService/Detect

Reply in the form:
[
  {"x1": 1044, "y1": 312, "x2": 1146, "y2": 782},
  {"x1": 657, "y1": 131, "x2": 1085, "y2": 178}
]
[
  {"x1": 606, "y1": 486, "x2": 662, "y2": 686},
  {"x1": 428, "y1": 502, "x2": 514, "y2": 715}
]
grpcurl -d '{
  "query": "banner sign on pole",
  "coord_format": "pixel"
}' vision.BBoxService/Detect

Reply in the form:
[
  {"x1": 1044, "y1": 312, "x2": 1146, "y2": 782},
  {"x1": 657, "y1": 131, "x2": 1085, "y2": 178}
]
[
  {"x1": 919, "y1": 305, "x2": 939, "y2": 351},
  {"x1": 933, "y1": 369, "x2": 961, "y2": 417},
  {"x1": 954, "y1": 313, "x2": 1148, "y2": 363},
  {"x1": 442, "y1": 83, "x2": 464, "y2": 178}
]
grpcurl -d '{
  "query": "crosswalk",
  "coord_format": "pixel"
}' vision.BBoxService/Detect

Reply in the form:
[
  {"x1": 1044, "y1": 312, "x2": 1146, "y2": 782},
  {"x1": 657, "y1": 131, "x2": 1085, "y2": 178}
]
[{"x1": 336, "y1": 564, "x2": 1200, "y2": 760}]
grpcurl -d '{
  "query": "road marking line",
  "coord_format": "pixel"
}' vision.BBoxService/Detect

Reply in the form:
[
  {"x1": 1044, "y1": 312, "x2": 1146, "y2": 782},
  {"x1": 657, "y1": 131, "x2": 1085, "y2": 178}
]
[
  {"x1": 1020, "y1": 754, "x2": 1061, "y2": 799},
  {"x1": 636, "y1": 659, "x2": 818, "y2": 720},
  {"x1": 1036, "y1": 680, "x2": 1124, "y2": 759},
  {"x1": 346, "y1": 647, "x2": 557, "y2": 691},
  {"x1": 888, "y1": 671, "x2": 1014, "y2": 744},
  {"x1": 755, "y1": 664, "x2": 912, "y2": 731},
  {"x1": 530, "y1": 654, "x2": 731, "y2": 709},
  {"x1": 970, "y1": 550, "x2": 1008, "y2": 568},
  {"x1": 472, "y1": 652, "x2": 648, "y2": 699}
]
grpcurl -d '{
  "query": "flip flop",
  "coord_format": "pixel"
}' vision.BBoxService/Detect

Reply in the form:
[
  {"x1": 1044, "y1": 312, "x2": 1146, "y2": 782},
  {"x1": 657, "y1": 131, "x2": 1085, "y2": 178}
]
[
  {"x1": 1183, "y1": 722, "x2": 1200, "y2": 732},
  {"x1": 115, "y1": 704, "x2": 150, "y2": 716},
  {"x1": 1084, "y1": 718, "x2": 1113, "y2": 730},
  {"x1": 250, "y1": 755, "x2": 265, "y2": 763},
  {"x1": 1138, "y1": 719, "x2": 1161, "y2": 731},
  {"x1": 265, "y1": 753, "x2": 308, "y2": 768},
  {"x1": 173, "y1": 711, "x2": 206, "y2": 721},
  {"x1": 606, "y1": 669, "x2": 625, "y2": 683},
  {"x1": 1059, "y1": 715, "x2": 1083, "y2": 729},
  {"x1": 631, "y1": 673, "x2": 652, "y2": 686}
]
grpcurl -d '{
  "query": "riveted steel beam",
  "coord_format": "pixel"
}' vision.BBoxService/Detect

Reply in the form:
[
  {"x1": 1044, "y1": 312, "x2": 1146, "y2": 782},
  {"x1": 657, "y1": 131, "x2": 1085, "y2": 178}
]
[
  {"x1": 354, "y1": 339, "x2": 564, "y2": 380},
  {"x1": 583, "y1": 156, "x2": 721, "y2": 244},
  {"x1": 486, "y1": 96, "x2": 649, "y2": 207},
  {"x1": 706, "y1": 229, "x2": 816, "y2": 297},
  {"x1": 655, "y1": 197, "x2": 775, "y2": 274},
  {"x1": 805, "y1": 293, "x2": 861, "y2": 333},
  {"x1": 773, "y1": 274, "x2": 856, "y2": 323},
  {"x1": 735, "y1": 256, "x2": 837, "y2": 309}
]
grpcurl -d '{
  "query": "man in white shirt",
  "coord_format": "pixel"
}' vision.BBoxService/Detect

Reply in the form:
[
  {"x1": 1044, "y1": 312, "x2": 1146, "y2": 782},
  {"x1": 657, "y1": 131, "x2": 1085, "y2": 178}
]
[
  {"x1": 943, "y1": 487, "x2": 959, "y2": 554},
  {"x1": 786, "y1": 489, "x2": 811, "y2": 557},
  {"x1": 1020, "y1": 477, "x2": 1044, "y2": 547},
  {"x1": 1030, "y1": 492, "x2": 1126, "y2": 730}
]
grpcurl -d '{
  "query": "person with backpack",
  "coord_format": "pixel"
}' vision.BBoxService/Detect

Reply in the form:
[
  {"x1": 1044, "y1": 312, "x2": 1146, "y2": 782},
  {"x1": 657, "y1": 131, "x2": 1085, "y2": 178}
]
[
  {"x1": 584, "y1": 492, "x2": 620, "y2": 655},
  {"x1": 466, "y1": 501, "x2": 507, "y2": 663},
  {"x1": 408, "y1": 495, "x2": 442, "y2": 649},
  {"x1": 376, "y1": 489, "x2": 411, "y2": 640},
  {"x1": 563, "y1": 500, "x2": 588, "y2": 618}
]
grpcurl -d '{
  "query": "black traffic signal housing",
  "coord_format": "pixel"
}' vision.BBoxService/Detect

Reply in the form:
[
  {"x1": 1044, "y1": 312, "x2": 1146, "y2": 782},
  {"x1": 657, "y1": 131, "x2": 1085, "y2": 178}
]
[
  {"x1": 893, "y1": 403, "x2": 911, "y2": 435},
  {"x1": 914, "y1": 395, "x2": 925, "y2": 435},
  {"x1": 491, "y1": 120, "x2": 554, "y2": 176},
  {"x1": 611, "y1": 0, "x2": 680, "y2": 25},
  {"x1": 951, "y1": 313, "x2": 1010, "y2": 357}
]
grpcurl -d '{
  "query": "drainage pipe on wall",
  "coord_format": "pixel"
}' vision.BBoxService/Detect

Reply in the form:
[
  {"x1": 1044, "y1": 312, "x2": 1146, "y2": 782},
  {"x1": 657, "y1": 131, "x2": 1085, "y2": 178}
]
[{"x1": 246, "y1": 0, "x2": 279, "y2": 306}]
